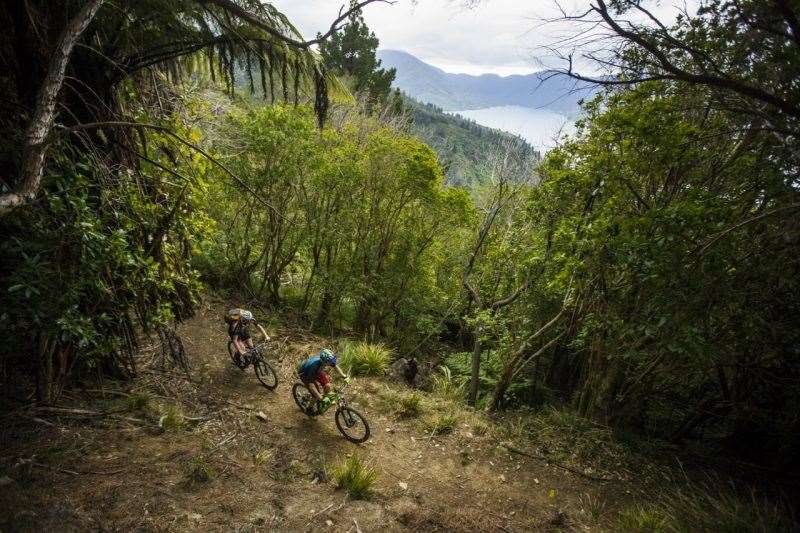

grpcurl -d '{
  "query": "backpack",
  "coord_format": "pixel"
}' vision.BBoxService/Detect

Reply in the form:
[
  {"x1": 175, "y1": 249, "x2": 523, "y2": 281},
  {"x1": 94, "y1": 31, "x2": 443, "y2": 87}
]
[{"x1": 224, "y1": 308, "x2": 243, "y2": 325}]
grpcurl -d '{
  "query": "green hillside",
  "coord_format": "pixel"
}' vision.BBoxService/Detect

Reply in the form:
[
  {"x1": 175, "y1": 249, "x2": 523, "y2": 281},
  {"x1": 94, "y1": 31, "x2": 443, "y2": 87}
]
[{"x1": 404, "y1": 95, "x2": 541, "y2": 186}]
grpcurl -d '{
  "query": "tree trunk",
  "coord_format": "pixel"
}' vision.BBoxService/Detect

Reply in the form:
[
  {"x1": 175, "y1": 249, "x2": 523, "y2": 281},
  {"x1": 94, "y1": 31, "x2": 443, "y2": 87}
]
[
  {"x1": 488, "y1": 334, "x2": 561, "y2": 412},
  {"x1": 0, "y1": 0, "x2": 105, "y2": 216},
  {"x1": 468, "y1": 321, "x2": 483, "y2": 406},
  {"x1": 36, "y1": 335, "x2": 55, "y2": 404}
]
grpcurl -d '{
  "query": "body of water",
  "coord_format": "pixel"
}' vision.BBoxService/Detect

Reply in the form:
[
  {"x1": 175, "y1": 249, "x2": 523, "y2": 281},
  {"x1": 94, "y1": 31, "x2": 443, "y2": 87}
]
[{"x1": 452, "y1": 106, "x2": 576, "y2": 151}]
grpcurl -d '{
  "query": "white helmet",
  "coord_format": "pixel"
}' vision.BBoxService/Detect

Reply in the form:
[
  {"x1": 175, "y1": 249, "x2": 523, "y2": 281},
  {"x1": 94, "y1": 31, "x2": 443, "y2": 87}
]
[{"x1": 240, "y1": 310, "x2": 254, "y2": 323}]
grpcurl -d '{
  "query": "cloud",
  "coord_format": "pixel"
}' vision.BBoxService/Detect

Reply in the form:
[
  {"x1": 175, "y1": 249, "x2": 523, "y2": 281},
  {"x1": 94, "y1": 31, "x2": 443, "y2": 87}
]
[{"x1": 272, "y1": 0, "x2": 697, "y2": 76}]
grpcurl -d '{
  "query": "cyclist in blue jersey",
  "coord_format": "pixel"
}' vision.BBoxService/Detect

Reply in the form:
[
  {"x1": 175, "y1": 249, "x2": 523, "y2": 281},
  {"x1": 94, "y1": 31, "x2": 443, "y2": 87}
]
[{"x1": 298, "y1": 348, "x2": 348, "y2": 412}]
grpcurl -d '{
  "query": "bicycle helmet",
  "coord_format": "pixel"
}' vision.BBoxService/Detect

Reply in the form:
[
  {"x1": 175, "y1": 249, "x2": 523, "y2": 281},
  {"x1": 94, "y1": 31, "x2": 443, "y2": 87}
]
[
  {"x1": 319, "y1": 348, "x2": 337, "y2": 366},
  {"x1": 240, "y1": 310, "x2": 254, "y2": 324}
]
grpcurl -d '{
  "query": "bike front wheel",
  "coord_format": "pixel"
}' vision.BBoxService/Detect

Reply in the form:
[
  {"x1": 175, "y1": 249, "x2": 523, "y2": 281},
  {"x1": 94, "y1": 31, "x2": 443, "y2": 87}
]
[
  {"x1": 335, "y1": 407, "x2": 370, "y2": 443},
  {"x1": 253, "y1": 356, "x2": 278, "y2": 390}
]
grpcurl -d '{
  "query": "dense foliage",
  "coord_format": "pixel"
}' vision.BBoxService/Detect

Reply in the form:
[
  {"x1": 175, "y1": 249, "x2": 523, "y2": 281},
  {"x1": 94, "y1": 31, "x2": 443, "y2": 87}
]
[
  {"x1": 197, "y1": 102, "x2": 471, "y2": 347},
  {"x1": 1, "y1": 0, "x2": 798, "y2": 485},
  {"x1": 0, "y1": 0, "x2": 363, "y2": 401}
]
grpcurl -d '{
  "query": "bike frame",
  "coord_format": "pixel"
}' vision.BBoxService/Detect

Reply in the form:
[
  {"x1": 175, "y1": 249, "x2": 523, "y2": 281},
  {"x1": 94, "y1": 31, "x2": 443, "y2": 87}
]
[{"x1": 308, "y1": 380, "x2": 350, "y2": 415}]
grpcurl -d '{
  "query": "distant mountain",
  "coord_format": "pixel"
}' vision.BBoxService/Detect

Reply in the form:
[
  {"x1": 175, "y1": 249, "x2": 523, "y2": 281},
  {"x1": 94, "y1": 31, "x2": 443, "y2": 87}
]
[
  {"x1": 402, "y1": 95, "x2": 540, "y2": 187},
  {"x1": 377, "y1": 50, "x2": 599, "y2": 117}
]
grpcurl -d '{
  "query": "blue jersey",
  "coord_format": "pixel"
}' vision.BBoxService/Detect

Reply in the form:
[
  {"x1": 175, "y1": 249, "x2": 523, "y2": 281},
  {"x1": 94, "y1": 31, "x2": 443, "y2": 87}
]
[{"x1": 298, "y1": 355, "x2": 333, "y2": 380}]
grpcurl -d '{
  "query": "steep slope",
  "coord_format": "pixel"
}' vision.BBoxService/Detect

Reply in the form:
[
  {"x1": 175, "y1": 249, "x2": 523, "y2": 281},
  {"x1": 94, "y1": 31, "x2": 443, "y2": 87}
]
[
  {"x1": 378, "y1": 49, "x2": 599, "y2": 117},
  {"x1": 0, "y1": 298, "x2": 630, "y2": 531}
]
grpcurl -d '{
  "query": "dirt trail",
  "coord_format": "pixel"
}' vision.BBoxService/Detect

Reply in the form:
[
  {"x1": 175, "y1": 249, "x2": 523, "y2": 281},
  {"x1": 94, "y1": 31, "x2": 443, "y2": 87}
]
[{"x1": 0, "y1": 299, "x2": 613, "y2": 532}]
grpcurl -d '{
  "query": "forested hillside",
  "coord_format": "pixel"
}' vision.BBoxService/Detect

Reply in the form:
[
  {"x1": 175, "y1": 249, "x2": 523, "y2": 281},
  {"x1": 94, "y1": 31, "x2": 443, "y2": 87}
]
[
  {"x1": 404, "y1": 95, "x2": 540, "y2": 186},
  {"x1": 1, "y1": 1, "x2": 799, "y2": 531}
]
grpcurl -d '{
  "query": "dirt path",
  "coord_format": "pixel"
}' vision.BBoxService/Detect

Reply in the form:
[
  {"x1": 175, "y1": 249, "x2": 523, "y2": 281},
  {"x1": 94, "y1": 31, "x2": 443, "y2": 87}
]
[{"x1": 0, "y1": 299, "x2": 615, "y2": 532}]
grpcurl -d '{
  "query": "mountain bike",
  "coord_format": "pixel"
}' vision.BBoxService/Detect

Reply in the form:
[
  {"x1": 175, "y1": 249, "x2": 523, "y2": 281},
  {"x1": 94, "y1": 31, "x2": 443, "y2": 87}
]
[
  {"x1": 291, "y1": 379, "x2": 370, "y2": 443},
  {"x1": 227, "y1": 340, "x2": 278, "y2": 390}
]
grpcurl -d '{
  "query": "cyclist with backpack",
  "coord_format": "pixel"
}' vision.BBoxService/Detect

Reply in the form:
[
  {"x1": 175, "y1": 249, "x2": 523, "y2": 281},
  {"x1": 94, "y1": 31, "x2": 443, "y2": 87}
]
[
  {"x1": 225, "y1": 308, "x2": 270, "y2": 367},
  {"x1": 298, "y1": 348, "x2": 348, "y2": 412}
]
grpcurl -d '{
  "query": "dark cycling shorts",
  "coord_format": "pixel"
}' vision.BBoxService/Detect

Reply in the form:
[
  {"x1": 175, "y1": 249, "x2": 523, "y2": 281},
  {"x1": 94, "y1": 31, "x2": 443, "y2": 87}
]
[{"x1": 301, "y1": 371, "x2": 330, "y2": 387}]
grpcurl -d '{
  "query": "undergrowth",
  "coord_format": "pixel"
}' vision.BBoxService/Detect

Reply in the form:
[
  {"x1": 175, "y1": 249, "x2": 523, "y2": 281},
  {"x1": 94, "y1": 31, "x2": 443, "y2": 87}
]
[
  {"x1": 503, "y1": 406, "x2": 664, "y2": 481},
  {"x1": 339, "y1": 341, "x2": 391, "y2": 376},
  {"x1": 159, "y1": 405, "x2": 186, "y2": 432},
  {"x1": 616, "y1": 479, "x2": 796, "y2": 532},
  {"x1": 430, "y1": 366, "x2": 464, "y2": 402}
]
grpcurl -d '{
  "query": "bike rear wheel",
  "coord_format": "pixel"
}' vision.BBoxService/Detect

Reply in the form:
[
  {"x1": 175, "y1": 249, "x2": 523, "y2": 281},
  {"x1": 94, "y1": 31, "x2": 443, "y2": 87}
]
[
  {"x1": 253, "y1": 356, "x2": 278, "y2": 390},
  {"x1": 335, "y1": 407, "x2": 370, "y2": 443},
  {"x1": 292, "y1": 383, "x2": 315, "y2": 416}
]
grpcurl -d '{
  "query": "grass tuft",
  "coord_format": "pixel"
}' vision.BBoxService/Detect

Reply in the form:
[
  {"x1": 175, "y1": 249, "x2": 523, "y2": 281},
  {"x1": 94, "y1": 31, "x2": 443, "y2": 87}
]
[
  {"x1": 431, "y1": 366, "x2": 464, "y2": 402},
  {"x1": 617, "y1": 505, "x2": 666, "y2": 532},
  {"x1": 472, "y1": 420, "x2": 489, "y2": 436},
  {"x1": 331, "y1": 454, "x2": 377, "y2": 499},
  {"x1": 397, "y1": 392, "x2": 423, "y2": 418},
  {"x1": 425, "y1": 412, "x2": 458, "y2": 436},
  {"x1": 339, "y1": 341, "x2": 391, "y2": 376},
  {"x1": 125, "y1": 392, "x2": 151, "y2": 412},
  {"x1": 254, "y1": 449, "x2": 273, "y2": 465},
  {"x1": 159, "y1": 405, "x2": 186, "y2": 432},
  {"x1": 616, "y1": 479, "x2": 795, "y2": 533},
  {"x1": 187, "y1": 455, "x2": 215, "y2": 485}
]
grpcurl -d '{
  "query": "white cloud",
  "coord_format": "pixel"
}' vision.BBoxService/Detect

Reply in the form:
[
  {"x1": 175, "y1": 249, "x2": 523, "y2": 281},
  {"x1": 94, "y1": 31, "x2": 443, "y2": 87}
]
[{"x1": 272, "y1": 0, "x2": 698, "y2": 76}]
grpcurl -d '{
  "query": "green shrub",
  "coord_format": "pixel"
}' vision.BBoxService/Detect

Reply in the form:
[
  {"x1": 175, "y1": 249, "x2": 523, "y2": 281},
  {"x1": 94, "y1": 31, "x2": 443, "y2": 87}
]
[
  {"x1": 425, "y1": 412, "x2": 458, "y2": 435},
  {"x1": 616, "y1": 480, "x2": 795, "y2": 533},
  {"x1": 431, "y1": 366, "x2": 464, "y2": 402},
  {"x1": 331, "y1": 455, "x2": 377, "y2": 499},
  {"x1": 339, "y1": 341, "x2": 391, "y2": 376},
  {"x1": 397, "y1": 392, "x2": 423, "y2": 418}
]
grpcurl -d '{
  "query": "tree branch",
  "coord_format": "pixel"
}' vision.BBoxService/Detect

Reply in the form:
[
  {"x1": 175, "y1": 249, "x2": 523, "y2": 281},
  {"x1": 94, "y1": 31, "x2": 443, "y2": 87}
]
[
  {"x1": 587, "y1": 0, "x2": 800, "y2": 119},
  {"x1": 198, "y1": 0, "x2": 393, "y2": 49},
  {"x1": 0, "y1": 0, "x2": 105, "y2": 217}
]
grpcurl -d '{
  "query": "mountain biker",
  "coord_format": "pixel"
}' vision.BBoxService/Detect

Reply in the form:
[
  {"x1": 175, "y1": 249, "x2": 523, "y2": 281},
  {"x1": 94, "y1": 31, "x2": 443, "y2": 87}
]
[
  {"x1": 226, "y1": 308, "x2": 270, "y2": 366},
  {"x1": 298, "y1": 348, "x2": 348, "y2": 412}
]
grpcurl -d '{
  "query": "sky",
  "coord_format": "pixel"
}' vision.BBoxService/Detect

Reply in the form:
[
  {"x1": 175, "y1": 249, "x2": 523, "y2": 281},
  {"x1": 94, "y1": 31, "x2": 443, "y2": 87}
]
[{"x1": 272, "y1": 0, "x2": 698, "y2": 76}]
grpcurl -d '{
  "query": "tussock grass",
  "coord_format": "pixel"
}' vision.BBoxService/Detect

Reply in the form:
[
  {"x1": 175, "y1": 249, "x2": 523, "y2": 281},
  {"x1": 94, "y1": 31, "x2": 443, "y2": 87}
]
[
  {"x1": 616, "y1": 480, "x2": 795, "y2": 533},
  {"x1": 425, "y1": 411, "x2": 458, "y2": 436},
  {"x1": 397, "y1": 392, "x2": 423, "y2": 418},
  {"x1": 331, "y1": 455, "x2": 377, "y2": 499},
  {"x1": 431, "y1": 366, "x2": 464, "y2": 402},
  {"x1": 339, "y1": 341, "x2": 391, "y2": 376},
  {"x1": 471, "y1": 420, "x2": 489, "y2": 436},
  {"x1": 159, "y1": 405, "x2": 186, "y2": 432},
  {"x1": 578, "y1": 493, "x2": 608, "y2": 523}
]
